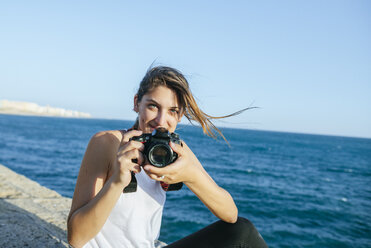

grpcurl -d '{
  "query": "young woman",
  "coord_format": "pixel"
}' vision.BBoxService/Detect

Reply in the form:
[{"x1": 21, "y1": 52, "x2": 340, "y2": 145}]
[{"x1": 67, "y1": 66, "x2": 268, "y2": 248}]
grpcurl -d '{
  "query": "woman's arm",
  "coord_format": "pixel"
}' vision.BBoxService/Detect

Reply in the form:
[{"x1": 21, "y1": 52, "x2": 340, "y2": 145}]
[
  {"x1": 67, "y1": 130, "x2": 143, "y2": 248},
  {"x1": 143, "y1": 141, "x2": 238, "y2": 223}
]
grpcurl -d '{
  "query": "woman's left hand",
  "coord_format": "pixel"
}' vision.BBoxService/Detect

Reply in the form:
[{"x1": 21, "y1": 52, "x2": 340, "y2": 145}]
[
  {"x1": 143, "y1": 140, "x2": 238, "y2": 223},
  {"x1": 143, "y1": 140, "x2": 201, "y2": 184}
]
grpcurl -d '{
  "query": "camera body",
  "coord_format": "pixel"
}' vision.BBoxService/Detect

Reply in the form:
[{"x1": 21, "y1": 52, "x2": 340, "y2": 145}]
[
  {"x1": 130, "y1": 127, "x2": 181, "y2": 168},
  {"x1": 123, "y1": 127, "x2": 183, "y2": 193}
]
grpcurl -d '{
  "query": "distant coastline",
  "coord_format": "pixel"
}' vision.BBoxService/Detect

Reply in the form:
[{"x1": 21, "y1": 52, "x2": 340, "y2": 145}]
[{"x1": 0, "y1": 100, "x2": 91, "y2": 118}]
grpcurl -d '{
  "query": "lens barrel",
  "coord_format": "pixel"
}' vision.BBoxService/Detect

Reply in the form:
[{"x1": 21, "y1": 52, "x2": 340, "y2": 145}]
[{"x1": 148, "y1": 144, "x2": 173, "y2": 167}]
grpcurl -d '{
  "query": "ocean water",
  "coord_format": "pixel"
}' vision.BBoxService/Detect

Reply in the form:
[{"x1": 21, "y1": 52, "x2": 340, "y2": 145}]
[{"x1": 0, "y1": 114, "x2": 370, "y2": 247}]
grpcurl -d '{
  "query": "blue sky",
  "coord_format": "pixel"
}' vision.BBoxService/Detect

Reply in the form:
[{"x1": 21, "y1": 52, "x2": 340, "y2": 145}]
[{"x1": 1, "y1": 1, "x2": 370, "y2": 138}]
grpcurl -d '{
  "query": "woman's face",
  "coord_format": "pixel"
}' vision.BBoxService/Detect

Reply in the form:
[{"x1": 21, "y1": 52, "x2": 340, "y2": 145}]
[{"x1": 134, "y1": 86, "x2": 183, "y2": 133}]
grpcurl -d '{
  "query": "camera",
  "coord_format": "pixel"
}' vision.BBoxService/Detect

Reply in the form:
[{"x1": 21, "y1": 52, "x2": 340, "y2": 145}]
[
  {"x1": 123, "y1": 127, "x2": 183, "y2": 193},
  {"x1": 130, "y1": 127, "x2": 181, "y2": 167}
]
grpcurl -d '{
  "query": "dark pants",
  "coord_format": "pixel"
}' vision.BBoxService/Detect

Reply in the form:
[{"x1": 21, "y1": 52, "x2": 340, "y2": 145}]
[{"x1": 166, "y1": 217, "x2": 268, "y2": 248}]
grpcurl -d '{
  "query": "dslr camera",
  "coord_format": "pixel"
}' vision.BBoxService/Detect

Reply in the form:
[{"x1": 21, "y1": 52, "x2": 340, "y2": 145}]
[
  {"x1": 123, "y1": 127, "x2": 183, "y2": 193},
  {"x1": 131, "y1": 127, "x2": 181, "y2": 167}
]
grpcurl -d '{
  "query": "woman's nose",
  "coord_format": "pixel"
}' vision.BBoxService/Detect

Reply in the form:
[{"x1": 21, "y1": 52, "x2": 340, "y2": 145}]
[{"x1": 155, "y1": 111, "x2": 166, "y2": 126}]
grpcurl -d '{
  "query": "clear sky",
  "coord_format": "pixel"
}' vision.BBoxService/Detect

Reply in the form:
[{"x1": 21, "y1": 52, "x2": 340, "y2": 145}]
[{"x1": 1, "y1": 1, "x2": 370, "y2": 138}]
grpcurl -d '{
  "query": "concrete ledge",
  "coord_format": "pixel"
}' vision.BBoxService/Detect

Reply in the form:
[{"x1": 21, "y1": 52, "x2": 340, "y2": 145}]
[{"x1": 0, "y1": 164, "x2": 71, "y2": 247}]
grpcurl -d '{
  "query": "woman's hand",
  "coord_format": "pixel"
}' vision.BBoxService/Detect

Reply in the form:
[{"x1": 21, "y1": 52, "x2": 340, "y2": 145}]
[
  {"x1": 143, "y1": 140, "x2": 202, "y2": 184},
  {"x1": 112, "y1": 130, "x2": 145, "y2": 187},
  {"x1": 143, "y1": 140, "x2": 238, "y2": 223}
]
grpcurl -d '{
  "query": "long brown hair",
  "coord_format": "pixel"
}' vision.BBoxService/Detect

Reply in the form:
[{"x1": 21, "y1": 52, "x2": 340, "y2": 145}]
[{"x1": 134, "y1": 66, "x2": 252, "y2": 143}]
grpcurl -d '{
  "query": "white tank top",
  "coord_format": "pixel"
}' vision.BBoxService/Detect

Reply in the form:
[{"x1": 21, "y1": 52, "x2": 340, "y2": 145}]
[{"x1": 83, "y1": 170, "x2": 166, "y2": 248}]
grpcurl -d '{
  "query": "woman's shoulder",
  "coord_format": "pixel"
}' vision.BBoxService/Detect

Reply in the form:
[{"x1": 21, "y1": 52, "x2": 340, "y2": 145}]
[
  {"x1": 92, "y1": 129, "x2": 125, "y2": 140},
  {"x1": 89, "y1": 130, "x2": 124, "y2": 151}
]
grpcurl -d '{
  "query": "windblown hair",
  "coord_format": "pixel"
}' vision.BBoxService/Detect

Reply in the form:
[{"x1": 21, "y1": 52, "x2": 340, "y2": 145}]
[{"x1": 134, "y1": 66, "x2": 251, "y2": 143}]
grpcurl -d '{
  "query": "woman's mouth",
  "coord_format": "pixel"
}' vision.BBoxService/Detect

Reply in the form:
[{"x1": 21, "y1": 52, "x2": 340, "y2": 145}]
[
  {"x1": 148, "y1": 124, "x2": 157, "y2": 132},
  {"x1": 148, "y1": 124, "x2": 166, "y2": 132}
]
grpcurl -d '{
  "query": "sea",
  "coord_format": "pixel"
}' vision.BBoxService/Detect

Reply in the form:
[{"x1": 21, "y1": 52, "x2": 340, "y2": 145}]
[{"x1": 0, "y1": 114, "x2": 370, "y2": 247}]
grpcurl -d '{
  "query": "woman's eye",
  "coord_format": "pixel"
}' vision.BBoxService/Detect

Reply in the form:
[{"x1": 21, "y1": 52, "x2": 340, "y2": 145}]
[
  {"x1": 148, "y1": 104, "x2": 157, "y2": 109},
  {"x1": 170, "y1": 109, "x2": 179, "y2": 115}
]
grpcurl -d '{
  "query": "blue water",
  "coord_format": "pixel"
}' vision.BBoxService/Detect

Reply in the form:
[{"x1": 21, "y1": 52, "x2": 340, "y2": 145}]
[{"x1": 0, "y1": 114, "x2": 370, "y2": 247}]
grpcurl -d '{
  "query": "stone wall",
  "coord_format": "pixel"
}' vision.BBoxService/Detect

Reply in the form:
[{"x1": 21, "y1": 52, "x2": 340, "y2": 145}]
[{"x1": 0, "y1": 164, "x2": 71, "y2": 247}]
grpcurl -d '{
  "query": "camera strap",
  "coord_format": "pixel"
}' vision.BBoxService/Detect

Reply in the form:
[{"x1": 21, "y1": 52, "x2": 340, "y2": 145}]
[
  {"x1": 123, "y1": 172, "x2": 137, "y2": 193},
  {"x1": 161, "y1": 182, "x2": 183, "y2": 191}
]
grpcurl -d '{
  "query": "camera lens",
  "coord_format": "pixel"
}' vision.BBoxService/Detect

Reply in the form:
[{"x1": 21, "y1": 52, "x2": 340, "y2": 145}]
[{"x1": 149, "y1": 144, "x2": 172, "y2": 167}]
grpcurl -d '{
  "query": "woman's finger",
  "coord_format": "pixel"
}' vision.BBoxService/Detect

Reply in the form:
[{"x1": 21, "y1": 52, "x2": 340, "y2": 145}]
[
  {"x1": 147, "y1": 173, "x2": 162, "y2": 181},
  {"x1": 118, "y1": 140, "x2": 144, "y2": 154},
  {"x1": 133, "y1": 148, "x2": 145, "y2": 166},
  {"x1": 169, "y1": 140, "x2": 186, "y2": 156},
  {"x1": 118, "y1": 148, "x2": 143, "y2": 164},
  {"x1": 143, "y1": 164, "x2": 173, "y2": 178},
  {"x1": 121, "y1": 130, "x2": 143, "y2": 144},
  {"x1": 130, "y1": 163, "x2": 141, "y2": 173}
]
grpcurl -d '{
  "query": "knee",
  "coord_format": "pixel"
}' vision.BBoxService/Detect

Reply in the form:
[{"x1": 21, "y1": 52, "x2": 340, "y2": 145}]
[
  {"x1": 229, "y1": 217, "x2": 255, "y2": 232},
  {"x1": 229, "y1": 217, "x2": 267, "y2": 247},
  {"x1": 214, "y1": 216, "x2": 257, "y2": 239},
  {"x1": 211, "y1": 217, "x2": 264, "y2": 246},
  {"x1": 227, "y1": 217, "x2": 263, "y2": 240}
]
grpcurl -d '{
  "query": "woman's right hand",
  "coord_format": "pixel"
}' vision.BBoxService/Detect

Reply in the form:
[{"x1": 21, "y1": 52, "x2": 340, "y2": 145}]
[{"x1": 112, "y1": 130, "x2": 145, "y2": 187}]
